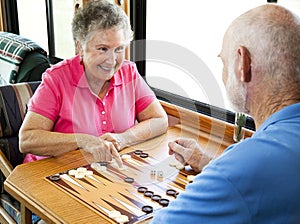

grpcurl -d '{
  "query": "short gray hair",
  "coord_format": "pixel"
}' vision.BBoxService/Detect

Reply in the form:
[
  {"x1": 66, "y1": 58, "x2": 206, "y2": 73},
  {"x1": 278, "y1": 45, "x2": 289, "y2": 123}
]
[{"x1": 72, "y1": 0, "x2": 133, "y2": 46}]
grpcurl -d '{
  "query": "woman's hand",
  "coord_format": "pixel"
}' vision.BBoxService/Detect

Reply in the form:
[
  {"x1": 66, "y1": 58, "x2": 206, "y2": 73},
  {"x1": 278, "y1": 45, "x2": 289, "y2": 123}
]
[
  {"x1": 100, "y1": 133, "x2": 128, "y2": 151},
  {"x1": 77, "y1": 134, "x2": 123, "y2": 167}
]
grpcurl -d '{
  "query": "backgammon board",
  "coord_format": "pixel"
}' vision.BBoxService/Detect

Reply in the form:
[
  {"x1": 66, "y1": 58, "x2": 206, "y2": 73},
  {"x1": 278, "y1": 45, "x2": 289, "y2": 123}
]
[{"x1": 46, "y1": 148, "x2": 197, "y2": 224}]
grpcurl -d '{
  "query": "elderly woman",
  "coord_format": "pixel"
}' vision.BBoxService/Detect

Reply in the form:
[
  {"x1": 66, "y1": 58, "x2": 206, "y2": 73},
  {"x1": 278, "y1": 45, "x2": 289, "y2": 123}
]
[{"x1": 19, "y1": 0, "x2": 168, "y2": 167}]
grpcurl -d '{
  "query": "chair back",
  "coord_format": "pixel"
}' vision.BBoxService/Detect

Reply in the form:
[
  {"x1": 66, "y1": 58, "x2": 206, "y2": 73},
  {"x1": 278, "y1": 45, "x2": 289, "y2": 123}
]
[
  {"x1": 0, "y1": 81, "x2": 41, "y2": 193},
  {"x1": 0, "y1": 32, "x2": 50, "y2": 84}
]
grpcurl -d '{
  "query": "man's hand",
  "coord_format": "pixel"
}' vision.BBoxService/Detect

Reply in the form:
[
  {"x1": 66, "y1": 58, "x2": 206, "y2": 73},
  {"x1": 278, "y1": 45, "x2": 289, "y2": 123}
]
[{"x1": 168, "y1": 138, "x2": 212, "y2": 173}]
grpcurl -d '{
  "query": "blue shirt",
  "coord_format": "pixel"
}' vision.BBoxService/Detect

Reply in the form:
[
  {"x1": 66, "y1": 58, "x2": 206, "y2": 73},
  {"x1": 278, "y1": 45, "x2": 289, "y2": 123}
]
[{"x1": 151, "y1": 103, "x2": 300, "y2": 224}]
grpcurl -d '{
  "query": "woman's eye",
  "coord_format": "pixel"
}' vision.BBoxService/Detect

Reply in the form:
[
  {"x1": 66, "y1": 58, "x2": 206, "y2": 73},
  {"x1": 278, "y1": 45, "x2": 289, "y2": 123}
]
[
  {"x1": 115, "y1": 47, "x2": 125, "y2": 53},
  {"x1": 98, "y1": 47, "x2": 107, "y2": 52}
]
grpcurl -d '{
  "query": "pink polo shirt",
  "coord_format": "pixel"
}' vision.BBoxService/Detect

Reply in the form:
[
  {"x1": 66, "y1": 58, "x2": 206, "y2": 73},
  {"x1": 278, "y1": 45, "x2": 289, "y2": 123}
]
[{"x1": 24, "y1": 55, "x2": 155, "y2": 162}]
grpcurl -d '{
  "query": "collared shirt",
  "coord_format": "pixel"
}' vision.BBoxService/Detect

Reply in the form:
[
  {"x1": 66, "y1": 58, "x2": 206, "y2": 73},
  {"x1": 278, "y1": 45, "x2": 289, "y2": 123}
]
[
  {"x1": 28, "y1": 55, "x2": 155, "y2": 135},
  {"x1": 152, "y1": 103, "x2": 300, "y2": 224},
  {"x1": 24, "y1": 55, "x2": 155, "y2": 162}
]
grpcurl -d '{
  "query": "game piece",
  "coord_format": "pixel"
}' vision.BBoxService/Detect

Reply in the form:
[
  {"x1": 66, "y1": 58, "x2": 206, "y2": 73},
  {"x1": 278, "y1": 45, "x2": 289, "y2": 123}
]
[
  {"x1": 124, "y1": 177, "x2": 134, "y2": 183},
  {"x1": 151, "y1": 194, "x2": 161, "y2": 202},
  {"x1": 150, "y1": 170, "x2": 156, "y2": 175},
  {"x1": 187, "y1": 175, "x2": 196, "y2": 182},
  {"x1": 134, "y1": 149, "x2": 143, "y2": 155},
  {"x1": 142, "y1": 205, "x2": 153, "y2": 214},
  {"x1": 49, "y1": 174, "x2": 60, "y2": 181},
  {"x1": 169, "y1": 161, "x2": 178, "y2": 167},
  {"x1": 118, "y1": 165, "x2": 128, "y2": 171},
  {"x1": 137, "y1": 186, "x2": 148, "y2": 193},
  {"x1": 144, "y1": 190, "x2": 154, "y2": 198},
  {"x1": 175, "y1": 163, "x2": 185, "y2": 170},
  {"x1": 85, "y1": 170, "x2": 93, "y2": 176},
  {"x1": 75, "y1": 173, "x2": 85, "y2": 179},
  {"x1": 139, "y1": 152, "x2": 149, "y2": 158},
  {"x1": 121, "y1": 154, "x2": 131, "y2": 160},
  {"x1": 108, "y1": 210, "x2": 121, "y2": 219},
  {"x1": 91, "y1": 162, "x2": 107, "y2": 171},
  {"x1": 68, "y1": 169, "x2": 77, "y2": 176},
  {"x1": 77, "y1": 167, "x2": 87, "y2": 173},
  {"x1": 157, "y1": 171, "x2": 163, "y2": 178},
  {"x1": 114, "y1": 214, "x2": 129, "y2": 224},
  {"x1": 166, "y1": 189, "x2": 177, "y2": 197},
  {"x1": 99, "y1": 161, "x2": 108, "y2": 166},
  {"x1": 159, "y1": 198, "x2": 170, "y2": 207}
]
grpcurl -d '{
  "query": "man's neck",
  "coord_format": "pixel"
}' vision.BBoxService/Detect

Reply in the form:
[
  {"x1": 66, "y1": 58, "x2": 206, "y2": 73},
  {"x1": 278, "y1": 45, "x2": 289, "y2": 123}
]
[{"x1": 250, "y1": 91, "x2": 300, "y2": 128}]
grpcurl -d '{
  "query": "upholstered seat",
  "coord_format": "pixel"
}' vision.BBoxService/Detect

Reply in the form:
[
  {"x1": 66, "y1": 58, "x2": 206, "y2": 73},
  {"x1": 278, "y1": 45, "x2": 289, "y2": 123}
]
[{"x1": 0, "y1": 81, "x2": 41, "y2": 223}]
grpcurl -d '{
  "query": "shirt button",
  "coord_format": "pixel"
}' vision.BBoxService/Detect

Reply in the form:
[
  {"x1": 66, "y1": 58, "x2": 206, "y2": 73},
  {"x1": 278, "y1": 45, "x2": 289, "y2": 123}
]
[
  {"x1": 102, "y1": 121, "x2": 107, "y2": 125},
  {"x1": 102, "y1": 111, "x2": 105, "y2": 115}
]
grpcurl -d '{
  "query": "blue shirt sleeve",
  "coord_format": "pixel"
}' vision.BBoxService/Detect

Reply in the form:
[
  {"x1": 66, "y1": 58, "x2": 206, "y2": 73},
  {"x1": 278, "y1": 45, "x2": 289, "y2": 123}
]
[{"x1": 151, "y1": 162, "x2": 250, "y2": 224}]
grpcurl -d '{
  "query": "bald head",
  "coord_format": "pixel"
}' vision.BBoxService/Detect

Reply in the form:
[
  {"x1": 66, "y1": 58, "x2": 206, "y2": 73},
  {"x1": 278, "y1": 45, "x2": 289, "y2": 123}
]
[
  {"x1": 226, "y1": 4, "x2": 300, "y2": 82},
  {"x1": 221, "y1": 4, "x2": 300, "y2": 126}
]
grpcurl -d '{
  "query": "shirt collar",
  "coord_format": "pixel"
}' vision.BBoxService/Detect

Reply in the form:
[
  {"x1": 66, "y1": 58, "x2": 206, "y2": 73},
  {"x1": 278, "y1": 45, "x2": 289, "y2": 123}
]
[{"x1": 256, "y1": 102, "x2": 300, "y2": 133}]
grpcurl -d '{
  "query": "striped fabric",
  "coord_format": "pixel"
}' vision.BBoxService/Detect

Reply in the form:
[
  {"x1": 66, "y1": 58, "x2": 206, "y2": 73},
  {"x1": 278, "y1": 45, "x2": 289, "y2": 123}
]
[
  {"x1": 0, "y1": 81, "x2": 41, "y2": 191},
  {"x1": 0, "y1": 32, "x2": 47, "y2": 84},
  {"x1": 0, "y1": 82, "x2": 41, "y2": 223}
]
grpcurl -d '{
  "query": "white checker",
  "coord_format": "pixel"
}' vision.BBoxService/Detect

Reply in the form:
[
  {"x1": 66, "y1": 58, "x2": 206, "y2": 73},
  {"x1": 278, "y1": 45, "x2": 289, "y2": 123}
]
[
  {"x1": 75, "y1": 173, "x2": 85, "y2": 179},
  {"x1": 187, "y1": 175, "x2": 196, "y2": 182},
  {"x1": 175, "y1": 163, "x2": 185, "y2": 170},
  {"x1": 114, "y1": 214, "x2": 129, "y2": 224},
  {"x1": 121, "y1": 154, "x2": 131, "y2": 160},
  {"x1": 108, "y1": 210, "x2": 121, "y2": 219},
  {"x1": 85, "y1": 170, "x2": 93, "y2": 176},
  {"x1": 118, "y1": 165, "x2": 128, "y2": 171},
  {"x1": 169, "y1": 161, "x2": 178, "y2": 167},
  {"x1": 77, "y1": 167, "x2": 87, "y2": 173},
  {"x1": 68, "y1": 169, "x2": 77, "y2": 176}
]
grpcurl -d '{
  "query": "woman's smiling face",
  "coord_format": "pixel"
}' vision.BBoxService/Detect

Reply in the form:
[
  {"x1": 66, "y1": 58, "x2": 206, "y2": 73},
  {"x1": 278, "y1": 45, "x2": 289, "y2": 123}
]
[{"x1": 79, "y1": 28, "x2": 128, "y2": 82}]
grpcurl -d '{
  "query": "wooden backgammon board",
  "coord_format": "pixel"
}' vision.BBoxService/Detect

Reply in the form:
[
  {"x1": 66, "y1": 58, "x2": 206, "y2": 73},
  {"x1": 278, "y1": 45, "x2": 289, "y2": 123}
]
[{"x1": 46, "y1": 149, "x2": 197, "y2": 224}]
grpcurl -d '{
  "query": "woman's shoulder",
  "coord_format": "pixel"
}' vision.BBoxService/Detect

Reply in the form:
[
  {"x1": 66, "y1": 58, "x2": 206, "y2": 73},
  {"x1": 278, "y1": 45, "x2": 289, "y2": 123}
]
[
  {"x1": 42, "y1": 55, "x2": 82, "y2": 82},
  {"x1": 120, "y1": 60, "x2": 137, "y2": 70},
  {"x1": 47, "y1": 55, "x2": 80, "y2": 73}
]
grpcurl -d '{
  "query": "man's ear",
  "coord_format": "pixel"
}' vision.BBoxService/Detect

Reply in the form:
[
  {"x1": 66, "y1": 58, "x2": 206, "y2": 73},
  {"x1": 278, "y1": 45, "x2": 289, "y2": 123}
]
[{"x1": 237, "y1": 46, "x2": 251, "y2": 82}]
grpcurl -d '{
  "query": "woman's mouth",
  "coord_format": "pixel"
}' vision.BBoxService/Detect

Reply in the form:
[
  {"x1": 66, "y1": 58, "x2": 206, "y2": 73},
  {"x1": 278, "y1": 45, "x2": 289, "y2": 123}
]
[{"x1": 99, "y1": 64, "x2": 114, "y2": 71}]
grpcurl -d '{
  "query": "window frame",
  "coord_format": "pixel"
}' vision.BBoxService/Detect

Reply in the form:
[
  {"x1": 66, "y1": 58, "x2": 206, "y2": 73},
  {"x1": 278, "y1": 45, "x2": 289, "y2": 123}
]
[
  {"x1": 3, "y1": 0, "x2": 256, "y2": 130},
  {"x1": 130, "y1": 0, "x2": 255, "y2": 130}
]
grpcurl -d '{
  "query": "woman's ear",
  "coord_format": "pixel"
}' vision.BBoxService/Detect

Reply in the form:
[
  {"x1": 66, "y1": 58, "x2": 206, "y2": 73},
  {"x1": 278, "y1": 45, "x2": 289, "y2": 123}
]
[
  {"x1": 237, "y1": 46, "x2": 251, "y2": 82},
  {"x1": 76, "y1": 40, "x2": 83, "y2": 56}
]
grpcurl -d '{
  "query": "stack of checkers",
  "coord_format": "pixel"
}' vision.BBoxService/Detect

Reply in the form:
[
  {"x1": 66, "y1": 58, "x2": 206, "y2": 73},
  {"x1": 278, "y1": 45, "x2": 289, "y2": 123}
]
[
  {"x1": 107, "y1": 210, "x2": 129, "y2": 224},
  {"x1": 68, "y1": 167, "x2": 93, "y2": 179}
]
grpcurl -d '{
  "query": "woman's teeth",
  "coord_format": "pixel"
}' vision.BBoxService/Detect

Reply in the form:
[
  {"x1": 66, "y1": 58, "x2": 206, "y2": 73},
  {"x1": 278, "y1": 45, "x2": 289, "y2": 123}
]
[{"x1": 99, "y1": 65, "x2": 113, "y2": 71}]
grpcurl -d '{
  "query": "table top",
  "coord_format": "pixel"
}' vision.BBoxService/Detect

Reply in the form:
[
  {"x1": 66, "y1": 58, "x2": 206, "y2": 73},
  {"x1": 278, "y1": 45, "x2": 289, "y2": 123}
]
[{"x1": 4, "y1": 125, "x2": 228, "y2": 224}]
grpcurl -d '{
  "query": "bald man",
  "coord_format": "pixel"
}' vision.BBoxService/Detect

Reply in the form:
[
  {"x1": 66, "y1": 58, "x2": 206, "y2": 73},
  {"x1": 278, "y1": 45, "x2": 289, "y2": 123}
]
[{"x1": 152, "y1": 4, "x2": 300, "y2": 223}]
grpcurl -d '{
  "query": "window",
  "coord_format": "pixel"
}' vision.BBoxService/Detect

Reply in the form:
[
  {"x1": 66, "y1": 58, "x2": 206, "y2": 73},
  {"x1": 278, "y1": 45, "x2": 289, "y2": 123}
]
[
  {"x1": 51, "y1": 0, "x2": 75, "y2": 58},
  {"x1": 16, "y1": 0, "x2": 75, "y2": 59},
  {"x1": 145, "y1": 0, "x2": 300, "y2": 111},
  {"x1": 17, "y1": 0, "x2": 48, "y2": 52}
]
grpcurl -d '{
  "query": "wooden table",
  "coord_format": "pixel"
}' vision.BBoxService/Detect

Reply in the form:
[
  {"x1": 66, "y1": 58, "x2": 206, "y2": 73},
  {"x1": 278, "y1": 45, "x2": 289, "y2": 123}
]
[{"x1": 4, "y1": 123, "x2": 232, "y2": 224}]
